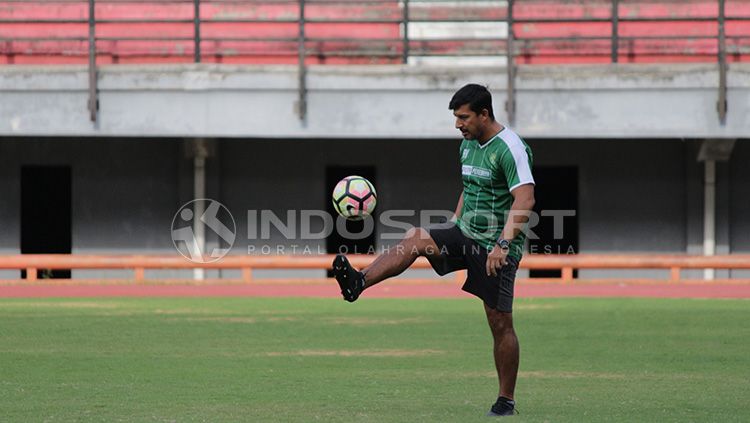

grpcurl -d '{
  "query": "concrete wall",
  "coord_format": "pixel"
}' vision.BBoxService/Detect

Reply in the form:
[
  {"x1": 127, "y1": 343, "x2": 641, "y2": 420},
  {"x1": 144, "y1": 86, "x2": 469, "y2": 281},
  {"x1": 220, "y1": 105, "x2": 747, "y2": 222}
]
[
  {"x1": 0, "y1": 139, "x2": 187, "y2": 278},
  {"x1": 0, "y1": 139, "x2": 184, "y2": 252},
  {"x1": 0, "y1": 137, "x2": 747, "y2": 280},
  {"x1": 219, "y1": 139, "x2": 461, "y2": 279},
  {"x1": 730, "y1": 141, "x2": 750, "y2": 278},
  {"x1": 530, "y1": 140, "x2": 692, "y2": 254},
  {"x1": 730, "y1": 141, "x2": 750, "y2": 254},
  {"x1": 1, "y1": 63, "x2": 748, "y2": 139},
  {"x1": 221, "y1": 138, "x2": 460, "y2": 251}
]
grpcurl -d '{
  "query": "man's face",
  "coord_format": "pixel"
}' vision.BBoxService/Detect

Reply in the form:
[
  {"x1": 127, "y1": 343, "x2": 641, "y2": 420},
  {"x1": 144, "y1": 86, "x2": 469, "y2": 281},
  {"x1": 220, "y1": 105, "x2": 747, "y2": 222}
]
[{"x1": 453, "y1": 103, "x2": 487, "y2": 140}]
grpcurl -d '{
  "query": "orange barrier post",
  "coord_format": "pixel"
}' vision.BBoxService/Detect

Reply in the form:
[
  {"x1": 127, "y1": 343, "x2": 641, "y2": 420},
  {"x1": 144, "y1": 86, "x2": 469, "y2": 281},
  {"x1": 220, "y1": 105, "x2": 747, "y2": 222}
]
[
  {"x1": 242, "y1": 268, "x2": 253, "y2": 283},
  {"x1": 134, "y1": 268, "x2": 145, "y2": 283},
  {"x1": 26, "y1": 267, "x2": 37, "y2": 282},
  {"x1": 561, "y1": 267, "x2": 574, "y2": 284},
  {"x1": 670, "y1": 267, "x2": 681, "y2": 283}
]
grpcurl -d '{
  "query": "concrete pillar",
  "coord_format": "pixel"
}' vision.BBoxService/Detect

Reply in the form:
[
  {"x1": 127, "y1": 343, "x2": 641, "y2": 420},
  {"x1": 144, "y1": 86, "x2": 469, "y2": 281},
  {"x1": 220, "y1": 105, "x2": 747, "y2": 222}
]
[
  {"x1": 703, "y1": 159, "x2": 716, "y2": 280},
  {"x1": 697, "y1": 139, "x2": 735, "y2": 280},
  {"x1": 187, "y1": 139, "x2": 212, "y2": 280}
]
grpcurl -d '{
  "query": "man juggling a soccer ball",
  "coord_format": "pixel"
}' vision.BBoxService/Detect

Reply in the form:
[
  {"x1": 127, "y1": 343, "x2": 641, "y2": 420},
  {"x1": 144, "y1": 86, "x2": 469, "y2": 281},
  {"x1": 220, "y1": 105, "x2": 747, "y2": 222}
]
[{"x1": 333, "y1": 84, "x2": 536, "y2": 417}]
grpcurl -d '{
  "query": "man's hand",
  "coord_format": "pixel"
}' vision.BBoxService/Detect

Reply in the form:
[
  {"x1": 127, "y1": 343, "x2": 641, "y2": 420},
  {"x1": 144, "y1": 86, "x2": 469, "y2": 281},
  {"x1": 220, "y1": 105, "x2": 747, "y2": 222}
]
[{"x1": 486, "y1": 244, "x2": 509, "y2": 277}]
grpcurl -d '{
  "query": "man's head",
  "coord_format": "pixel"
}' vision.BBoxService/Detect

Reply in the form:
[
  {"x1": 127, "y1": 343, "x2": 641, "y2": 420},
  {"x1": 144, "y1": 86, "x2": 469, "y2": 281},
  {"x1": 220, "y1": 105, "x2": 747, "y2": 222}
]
[{"x1": 449, "y1": 84, "x2": 495, "y2": 141}]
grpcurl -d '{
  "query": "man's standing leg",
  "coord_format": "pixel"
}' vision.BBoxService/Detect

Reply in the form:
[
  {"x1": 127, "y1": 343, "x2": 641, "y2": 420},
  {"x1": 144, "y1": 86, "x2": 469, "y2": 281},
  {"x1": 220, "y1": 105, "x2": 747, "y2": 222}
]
[{"x1": 485, "y1": 305, "x2": 519, "y2": 416}]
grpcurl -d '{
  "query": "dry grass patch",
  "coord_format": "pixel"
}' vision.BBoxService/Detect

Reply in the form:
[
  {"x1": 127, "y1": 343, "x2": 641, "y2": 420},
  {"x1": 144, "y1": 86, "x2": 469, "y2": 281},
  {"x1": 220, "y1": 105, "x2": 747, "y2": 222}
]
[{"x1": 265, "y1": 349, "x2": 444, "y2": 357}]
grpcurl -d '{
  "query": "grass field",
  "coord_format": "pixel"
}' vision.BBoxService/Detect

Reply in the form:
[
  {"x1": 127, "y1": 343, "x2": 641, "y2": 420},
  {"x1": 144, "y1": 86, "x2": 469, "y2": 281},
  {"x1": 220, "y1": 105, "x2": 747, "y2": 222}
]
[{"x1": 0, "y1": 296, "x2": 748, "y2": 422}]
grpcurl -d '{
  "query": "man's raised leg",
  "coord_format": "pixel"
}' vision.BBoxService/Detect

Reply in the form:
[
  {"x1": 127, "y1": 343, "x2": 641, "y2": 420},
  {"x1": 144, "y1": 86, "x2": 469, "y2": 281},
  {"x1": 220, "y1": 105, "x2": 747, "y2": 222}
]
[
  {"x1": 332, "y1": 227, "x2": 439, "y2": 301},
  {"x1": 361, "y1": 228, "x2": 439, "y2": 288}
]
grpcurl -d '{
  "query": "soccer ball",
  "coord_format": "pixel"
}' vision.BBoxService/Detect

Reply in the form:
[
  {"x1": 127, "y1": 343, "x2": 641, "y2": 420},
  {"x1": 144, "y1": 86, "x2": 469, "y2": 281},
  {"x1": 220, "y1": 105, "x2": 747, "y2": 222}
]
[{"x1": 332, "y1": 175, "x2": 377, "y2": 220}]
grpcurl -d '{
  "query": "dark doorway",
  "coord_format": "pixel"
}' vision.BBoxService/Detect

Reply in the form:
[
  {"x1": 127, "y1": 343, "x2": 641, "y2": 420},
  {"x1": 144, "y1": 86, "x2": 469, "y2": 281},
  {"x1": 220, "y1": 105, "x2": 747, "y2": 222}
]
[
  {"x1": 21, "y1": 166, "x2": 72, "y2": 279},
  {"x1": 325, "y1": 166, "x2": 377, "y2": 275},
  {"x1": 528, "y1": 166, "x2": 579, "y2": 278}
]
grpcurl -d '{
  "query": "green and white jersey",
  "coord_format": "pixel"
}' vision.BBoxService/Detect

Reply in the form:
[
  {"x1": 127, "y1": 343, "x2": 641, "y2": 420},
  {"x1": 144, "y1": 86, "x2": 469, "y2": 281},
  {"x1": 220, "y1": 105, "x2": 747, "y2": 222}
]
[{"x1": 456, "y1": 127, "x2": 535, "y2": 259}]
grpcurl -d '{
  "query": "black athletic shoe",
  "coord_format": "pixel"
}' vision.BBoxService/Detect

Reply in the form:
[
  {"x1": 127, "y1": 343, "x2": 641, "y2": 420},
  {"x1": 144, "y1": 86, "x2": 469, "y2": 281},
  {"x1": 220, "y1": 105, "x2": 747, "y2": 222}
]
[
  {"x1": 332, "y1": 254, "x2": 365, "y2": 302},
  {"x1": 487, "y1": 397, "x2": 516, "y2": 417}
]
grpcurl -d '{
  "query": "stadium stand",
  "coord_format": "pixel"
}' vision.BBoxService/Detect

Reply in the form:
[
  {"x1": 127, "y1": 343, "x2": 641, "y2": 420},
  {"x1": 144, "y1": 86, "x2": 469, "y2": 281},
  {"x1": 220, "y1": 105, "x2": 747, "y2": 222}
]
[
  {"x1": 1, "y1": 1, "x2": 749, "y2": 285},
  {"x1": 1, "y1": 0, "x2": 749, "y2": 65}
]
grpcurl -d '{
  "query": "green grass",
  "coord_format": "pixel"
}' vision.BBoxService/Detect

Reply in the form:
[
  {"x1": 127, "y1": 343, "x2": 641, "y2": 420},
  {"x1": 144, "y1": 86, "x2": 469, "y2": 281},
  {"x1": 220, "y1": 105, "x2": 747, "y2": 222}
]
[{"x1": 0, "y1": 297, "x2": 748, "y2": 422}]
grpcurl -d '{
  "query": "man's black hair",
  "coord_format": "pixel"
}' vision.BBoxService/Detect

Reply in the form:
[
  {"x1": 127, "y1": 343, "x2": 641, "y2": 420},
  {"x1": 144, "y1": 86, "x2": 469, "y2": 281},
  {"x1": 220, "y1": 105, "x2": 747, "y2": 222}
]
[{"x1": 449, "y1": 84, "x2": 495, "y2": 120}]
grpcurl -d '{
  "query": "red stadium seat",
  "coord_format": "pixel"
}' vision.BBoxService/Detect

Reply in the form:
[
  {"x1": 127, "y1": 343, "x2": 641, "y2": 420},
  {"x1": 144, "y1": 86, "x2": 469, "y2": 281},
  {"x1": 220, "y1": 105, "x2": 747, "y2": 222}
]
[{"x1": 0, "y1": 0, "x2": 748, "y2": 65}]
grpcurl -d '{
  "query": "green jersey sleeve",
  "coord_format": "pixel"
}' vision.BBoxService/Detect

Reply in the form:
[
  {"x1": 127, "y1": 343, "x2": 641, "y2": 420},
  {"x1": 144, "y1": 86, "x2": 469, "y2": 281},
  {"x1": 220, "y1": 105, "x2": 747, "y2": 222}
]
[{"x1": 498, "y1": 143, "x2": 535, "y2": 192}]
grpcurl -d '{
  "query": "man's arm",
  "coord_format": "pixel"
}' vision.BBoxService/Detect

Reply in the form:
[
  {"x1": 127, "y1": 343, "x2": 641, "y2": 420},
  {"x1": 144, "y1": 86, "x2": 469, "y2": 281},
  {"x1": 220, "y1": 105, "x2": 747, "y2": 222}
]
[
  {"x1": 485, "y1": 184, "x2": 535, "y2": 276},
  {"x1": 453, "y1": 190, "x2": 464, "y2": 221},
  {"x1": 500, "y1": 184, "x2": 535, "y2": 242}
]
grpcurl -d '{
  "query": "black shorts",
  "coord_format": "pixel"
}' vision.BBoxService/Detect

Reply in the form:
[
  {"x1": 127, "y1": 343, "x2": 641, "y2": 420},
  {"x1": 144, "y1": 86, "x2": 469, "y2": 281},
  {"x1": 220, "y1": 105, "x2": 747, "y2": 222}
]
[{"x1": 426, "y1": 223, "x2": 520, "y2": 313}]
